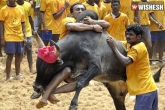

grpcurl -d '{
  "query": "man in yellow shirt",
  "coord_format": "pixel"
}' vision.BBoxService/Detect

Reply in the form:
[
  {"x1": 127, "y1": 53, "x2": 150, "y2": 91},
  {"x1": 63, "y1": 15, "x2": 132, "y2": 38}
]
[
  {"x1": 83, "y1": 0, "x2": 99, "y2": 16},
  {"x1": 107, "y1": 24, "x2": 158, "y2": 110},
  {"x1": 104, "y1": 0, "x2": 129, "y2": 41},
  {"x1": 0, "y1": 0, "x2": 7, "y2": 57},
  {"x1": 0, "y1": 0, "x2": 26, "y2": 80},
  {"x1": 150, "y1": 0, "x2": 165, "y2": 60},
  {"x1": 17, "y1": 0, "x2": 34, "y2": 73}
]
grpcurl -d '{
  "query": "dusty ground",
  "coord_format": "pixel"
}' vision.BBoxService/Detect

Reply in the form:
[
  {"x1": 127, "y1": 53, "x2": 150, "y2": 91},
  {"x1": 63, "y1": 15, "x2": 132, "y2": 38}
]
[{"x1": 0, "y1": 40, "x2": 165, "y2": 110}]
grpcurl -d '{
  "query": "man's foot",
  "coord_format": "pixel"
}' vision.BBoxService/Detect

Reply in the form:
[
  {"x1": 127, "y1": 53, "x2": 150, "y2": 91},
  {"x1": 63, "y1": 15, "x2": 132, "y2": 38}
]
[
  {"x1": 48, "y1": 94, "x2": 60, "y2": 104},
  {"x1": 36, "y1": 100, "x2": 48, "y2": 109},
  {"x1": 15, "y1": 74, "x2": 24, "y2": 80}
]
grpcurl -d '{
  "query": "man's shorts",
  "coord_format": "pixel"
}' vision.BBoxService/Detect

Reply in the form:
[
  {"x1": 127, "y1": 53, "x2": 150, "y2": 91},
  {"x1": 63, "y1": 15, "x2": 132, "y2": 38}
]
[
  {"x1": 41, "y1": 30, "x2": 52, "y2": 40},
  {"x1": 151, "y1": 31, "x2": 165, "y2": 42},
  {"x1": 141, "y1": 26, "x2": 151, "y2": 38},
  {"x1": 134, "y1": 90, "x2": 158, "y2": 110},
  {"x1": 5, "y1": 42, "x2": 24, "y2": 54}
]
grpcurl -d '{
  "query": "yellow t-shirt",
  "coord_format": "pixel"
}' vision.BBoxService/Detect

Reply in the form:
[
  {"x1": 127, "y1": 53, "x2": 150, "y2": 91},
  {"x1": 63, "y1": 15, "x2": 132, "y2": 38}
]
[
  {"x1": 120, "y1": 0, "x2": 135, "y2": 24},
  {"x1": 79, "y1": 0, "x2": 86, "y2": 3},
  {"x1": 150, "y1": 0, "x2": 165, "y2": 31},
  {"x1": 0, "y1": 0, "x2": 6, "y2": 9},
  {"x1": 66, "y1": 0, "x2": 80, "y2": 17},
  {"x1": 0, "y1": 5, "x2": 26, "y2": 42},
  {"x1": 98, "y1": 4, "x2": 107, "y2": 19},
  {"x1": 82, "y1": 2, "x2": 99, "y2": 16},
  {"x1": 122, "y1": 41, "x2": 157, "y2": 95},
  {"x1": 18, "y1": 1, "x2": 33, "y2": 37},
  {"x1": 101, "y1": 2, "x2": 111, "y2": 15},
  {"x1": 59, "y1": 17, "x2": 76, "y2": 40},
  {"x1": 104, "y1": 13, "x2": 130, "y2": 41},
  {"x1": 53, "y1": 0, "x2": 67, "y2": 34},
  {"x1": 40, "y1": 0, "x2": 57, "y2": 34}
]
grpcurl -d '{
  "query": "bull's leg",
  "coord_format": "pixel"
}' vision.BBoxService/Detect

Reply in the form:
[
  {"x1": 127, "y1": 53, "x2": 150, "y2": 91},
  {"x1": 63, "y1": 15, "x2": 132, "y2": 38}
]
[
  {"x1": 69, "y1": 64, "x2": 100, "y2": 110},
  {"x1": 103, "y1": 80, "x2": 127, "y2": 110}
]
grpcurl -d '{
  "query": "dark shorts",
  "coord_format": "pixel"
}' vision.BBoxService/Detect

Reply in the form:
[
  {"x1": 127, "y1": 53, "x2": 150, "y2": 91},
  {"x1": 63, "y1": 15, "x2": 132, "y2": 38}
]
[
  {"x1": 141, "y1": 26, "x2": 151, "y2": 38},
  {"x1": 134, "y1": 90, "x2": 158, "y2": 110},
  {"x1": 52, "y1": 34, "x2": 60, "y2": 42},
  {"x1": 5, "y1": 42, "x2": 24, "y2": 54},
  {"x1": 41, "y1": 30, "x2": 52, "y2": 40},
  {"x1": 151, "y1": 31, "x2": 165, "y2": 41}
]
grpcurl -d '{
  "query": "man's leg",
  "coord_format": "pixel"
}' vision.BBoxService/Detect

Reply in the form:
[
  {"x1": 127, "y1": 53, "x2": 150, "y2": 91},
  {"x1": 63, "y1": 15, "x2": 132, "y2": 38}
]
[
  {"x1": 25, "y1": 37, "x2": 33, "y2": 72},
  {"x1": 36, "y1": 67, "x2": 71, "y2": 109},
  {"x1": 6, "y1": 53, "x2": 14, "y2": 80}
]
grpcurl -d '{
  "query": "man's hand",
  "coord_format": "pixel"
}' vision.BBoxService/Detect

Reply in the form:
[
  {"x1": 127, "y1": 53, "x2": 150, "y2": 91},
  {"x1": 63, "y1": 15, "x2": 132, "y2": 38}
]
[
  {"x1": 156, "y1": 22, "x2": 163, "y2": 29},
  {"x1": 83, "y1": 16, "x2": 94, "y2": 25},
  {"x1": 93, "y1": 24, "x2": 102, "y2": 32},
  {"x1": 107, "y1": 36, "x2": 117, "y2": 49},
  {"x1": 64, "y1": 1, "x2": 69, "y2": 9}
]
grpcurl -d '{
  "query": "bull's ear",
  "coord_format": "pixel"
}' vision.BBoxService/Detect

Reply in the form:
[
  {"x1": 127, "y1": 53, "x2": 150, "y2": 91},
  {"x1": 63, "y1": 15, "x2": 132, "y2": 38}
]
[
  {"x1": 50, "y1": 40, "x2": 60, "y2": 56},
  {"x1": 34, "y1": 31, "x2": 45, "y2": 48}
]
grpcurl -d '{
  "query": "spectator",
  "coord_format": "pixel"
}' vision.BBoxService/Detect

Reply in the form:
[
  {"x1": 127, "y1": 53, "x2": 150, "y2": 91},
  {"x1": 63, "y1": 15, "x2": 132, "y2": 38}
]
[
  {"x1": 104, "y1": 0, "x2": 129, "y2": 41},
  {"x1": 0, "y1": 0, "x2": 26, "y2": 80},
  {"x1": 17, "y1": 0, "x2": 34, "y2": 73}
]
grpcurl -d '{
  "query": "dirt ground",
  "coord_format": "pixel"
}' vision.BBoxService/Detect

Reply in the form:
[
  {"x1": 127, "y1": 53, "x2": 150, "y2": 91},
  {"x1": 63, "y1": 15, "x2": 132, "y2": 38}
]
[{"x1": 0, "y1": 40, "x2": 165, "y2": 110}]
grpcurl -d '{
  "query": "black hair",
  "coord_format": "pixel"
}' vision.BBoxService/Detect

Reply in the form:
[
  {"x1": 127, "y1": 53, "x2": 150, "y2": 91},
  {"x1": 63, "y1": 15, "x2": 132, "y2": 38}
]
[
  {"x1": 126, "y1": 24, "x2": 143, "y2": 36},
  {"x1": 70, "y1": 2, "x2": 86, "y2": 13},
  {"x1": 76, "y1": 10, "x2": 98, "y2": 22},
  {"x1": 111, "y1": 0, "x2": 120, "y2": 4}
]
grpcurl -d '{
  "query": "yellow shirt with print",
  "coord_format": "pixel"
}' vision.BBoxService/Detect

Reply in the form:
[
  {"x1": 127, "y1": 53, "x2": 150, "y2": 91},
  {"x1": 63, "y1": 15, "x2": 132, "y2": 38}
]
[
  {"x1": 104, "y1": 13, "x2": 129, "y2": 41},
  {"x1": 0, "y1": 0, "x2": 6, "y2": 9},
  {"x1": 66, "y1": 0, "x2": 79, "y2": 17},
  {"x1": 40, "y1": 0, "x2": 56, "y2": 34},
  {"x1": 122, "y1": 41, "x2": 157, "y2": 95},
  {"x1": 18, "y1": 1, "x2": 33, "y2": 37},
  {"x1": 150, "y1": 0, "x2": 165, "y2": 31},
  {"x1": 120, "y1": 0, "x2": 135, "y2": 24},
  {"x1": 54, "y1": 0, "x2": 67, "y2": 34},
  {"x1": 0, "y1": 5, "x2": 26, "y2": 42},
  {"x1": 83, "y1": 2, "x2": 99, "y2": 16},
  {"x1": 101, "y1": 2, "x2": 111, "y2": 16},
  {"x1": 59, "y1": 17, "x2": 76, "y2": 40}
]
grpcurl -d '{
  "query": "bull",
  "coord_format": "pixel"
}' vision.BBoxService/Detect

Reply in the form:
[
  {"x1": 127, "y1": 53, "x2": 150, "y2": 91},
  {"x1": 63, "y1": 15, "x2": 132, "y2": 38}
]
[{"x1": 32, "y1": 13, "x2": 164, "y2": 110}]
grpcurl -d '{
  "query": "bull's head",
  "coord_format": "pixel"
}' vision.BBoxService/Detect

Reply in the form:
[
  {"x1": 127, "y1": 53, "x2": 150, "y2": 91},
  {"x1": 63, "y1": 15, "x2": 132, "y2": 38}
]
[{"x1": 31, "y1": 32, "x2": 62, "y2": 99}]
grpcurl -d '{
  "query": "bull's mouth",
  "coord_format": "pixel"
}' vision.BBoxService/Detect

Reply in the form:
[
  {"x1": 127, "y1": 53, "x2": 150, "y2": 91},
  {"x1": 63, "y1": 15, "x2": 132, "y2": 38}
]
[{"x1": 30, "y1": 82, "x2": 44, "y2": 99}]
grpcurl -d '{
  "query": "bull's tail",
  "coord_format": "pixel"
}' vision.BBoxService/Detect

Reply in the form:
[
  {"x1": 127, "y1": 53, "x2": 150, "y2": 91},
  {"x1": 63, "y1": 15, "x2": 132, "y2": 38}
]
[{"x1": 150, "y1": 59, "x2": 164, "y2": 82}]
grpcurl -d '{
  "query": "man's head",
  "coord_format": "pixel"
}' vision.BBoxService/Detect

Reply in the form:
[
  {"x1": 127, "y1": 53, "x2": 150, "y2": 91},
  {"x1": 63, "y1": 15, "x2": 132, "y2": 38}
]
[
  {"x1": 70, "y1": 2, "x2": 86, "y2": 19},
  {"x1": 16, "y1": 0, "x2": 24, "y2": 5},
  {"x1": 126, "y1": 24, "x2": 143, "y2": 44},
  {"x1": 7, "y1": 0, "x2": 16, "y2": 6},
  {"x1": 76, "y1": 10, "x2": 98, "y2": 22},
  {"x1": 111, "y1": 0, "x2": 120, "y2": 12}
]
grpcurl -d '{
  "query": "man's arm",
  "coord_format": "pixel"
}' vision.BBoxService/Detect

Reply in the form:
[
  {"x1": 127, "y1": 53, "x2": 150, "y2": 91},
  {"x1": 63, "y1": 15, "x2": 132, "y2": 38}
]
[
  {"x1": 66, "y1": 22, "x2": 102, "y2": 32},
  {"x1": 149, "y1": 12, "x2": 163, "y2": 29},
  {"x1": 0, "y1": 21, "x2": 4, "y2": 38},
  {"x1": 53, "y1": 1, "x2": 69, "y2": 19},
  {"x1": 82, "y1": 17, "x2": 110, "y2": 29},
  {"x1": 107, "y1": 36, "x2": 133, "y2": 66}
]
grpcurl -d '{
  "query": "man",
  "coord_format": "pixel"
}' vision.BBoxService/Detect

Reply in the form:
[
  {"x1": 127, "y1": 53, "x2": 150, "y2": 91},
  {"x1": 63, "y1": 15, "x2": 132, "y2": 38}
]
[
  {"x1": 17, "y1": 0, "x2": 34, "y2": 73},
  {"x1": 59, "y1": 2, "x2": 109, "y2": 40},
  {"x1": 36, "y1": 3, "x2": 109, "y2": 108},
  {"x1": 107, "y1": 24, "x2": 158, "y2": 110},
  {"x1": 0, "y1": 0, "x2": 26, "y2": 80},
  {"x1": 104, "y1": 0, "x2": 129, "y2": 41}
]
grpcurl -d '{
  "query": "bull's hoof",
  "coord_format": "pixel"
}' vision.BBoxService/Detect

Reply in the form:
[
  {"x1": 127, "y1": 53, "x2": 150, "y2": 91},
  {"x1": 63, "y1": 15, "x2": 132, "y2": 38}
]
[
  {"x1": 30, "y1": 91, "x2": 41, "y2": 99},
  {"x1": 69, "y1": 106, "x2": 78, "y2": 110}
]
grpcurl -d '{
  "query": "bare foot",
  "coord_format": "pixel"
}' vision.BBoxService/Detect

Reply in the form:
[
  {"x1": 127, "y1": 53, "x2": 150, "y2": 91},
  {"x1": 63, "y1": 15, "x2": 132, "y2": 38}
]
[
  {"x1": 36, "y1": 100, "x2": 48, "y2": 109},
  {"x1": 48, "y1": 94, "x2": 60, "y2": 104}
]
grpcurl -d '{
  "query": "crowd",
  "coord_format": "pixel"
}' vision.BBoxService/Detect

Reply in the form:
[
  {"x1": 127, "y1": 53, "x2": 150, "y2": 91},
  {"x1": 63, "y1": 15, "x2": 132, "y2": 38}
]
[{"x1": 0, "y1": 0, "x2": 164, "y2": 109}]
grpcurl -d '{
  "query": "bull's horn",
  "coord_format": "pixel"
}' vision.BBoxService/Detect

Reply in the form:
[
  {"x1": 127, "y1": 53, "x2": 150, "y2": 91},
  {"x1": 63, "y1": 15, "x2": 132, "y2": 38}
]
[
  {"x1": 33, "y1": 31, "x2": 45, "y2": 48},
  {"x1": 50, "y1": 40, "x2": 60, "y2": 56}
]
